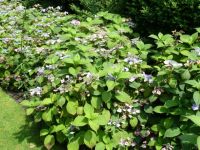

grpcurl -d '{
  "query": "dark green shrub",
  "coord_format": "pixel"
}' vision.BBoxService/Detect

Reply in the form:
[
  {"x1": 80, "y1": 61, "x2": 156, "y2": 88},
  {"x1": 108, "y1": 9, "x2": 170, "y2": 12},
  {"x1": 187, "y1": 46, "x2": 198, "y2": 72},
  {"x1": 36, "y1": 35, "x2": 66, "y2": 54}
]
[
  {"x1": 78, "y1": 0, "x2": 125, "y2": 13},
  {"x1": 127, "y1": 0, "x2": 200, "y2": 35},
  {"x1": 1, "y1": 1, "x2": 200, "y2": 150}
]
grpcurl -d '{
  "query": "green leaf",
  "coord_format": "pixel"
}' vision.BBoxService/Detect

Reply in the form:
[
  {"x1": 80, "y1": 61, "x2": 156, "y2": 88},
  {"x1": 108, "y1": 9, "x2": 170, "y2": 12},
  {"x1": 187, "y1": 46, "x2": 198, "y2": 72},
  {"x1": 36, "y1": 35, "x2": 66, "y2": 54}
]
[
  {"x1": 149, "y1": 34, "x2": 158, "y2": 40},
  {"x1": 50, "y1": 124, "x2": 66, "y2": 133},
  {"x1": 197, "y1": 136, "x2": 200, "y2": 150},
  {"x1": 44, "y1": 135, "x2": 55, "y2": 150},
  {"x1": 84, "y1": 103, "x2": 94, "y2": 118},
  {"x1": 164, "y1": 100, "x2": 179, "y2": 108},
  {"x1": 179, "y1": 133, "x2": 198, "y2": 144},
  {"x1": 102, "y1": 92, "x2": 112, "y2": 102},
  {"x1": 163, "y1": 118, "x2": 173, "y2": 128},
  {"x1": 73, "y1": 54, "x2": 81, "y2": 64},
  {"x1": 69, "y1": 67, "x2": 76, "y2": 76},
  {"x1": 164, "y1": 127, "x2": 181, "y2": 138},
  {"x1": 181, "y1": 69, "x2": 191, "y2": 80},
  {"x1": 41, "y1": 98, "x2": 53, "y2": 105},
  {"x1": 193, "y1": 91, "x2": 200, "y2": 105},
  {"x1": 115, "y1": 91, "x2": 132, "y2": 103},
  {"x1": 89, "y1": 120, "x2": 99, "y2": 132},
  {"x1": 129, "y1": 82, "x2": 141, "y2": 89},
  {"x1": 118, "y1": 72, "x2": 132, "y2": 79},
  {"x1": 40, "y1": 129, "x2": 49, "y2": 136},
  {"x1": 169, "y1": 78, "x2": 177, "y2": 88},
  {"x1": 45, "y1": 56, "x2": 59, "y2": 64},
  {"x1": 84, "y1": 130, "x2": 97, "y2": 149},
  {"x1": 20, "y1": 100, "x2": 32, "y2": 107},
  {"x1": 95, "y1": 142, "x2": 105, "y2": 150},
  {"x1": 153, "y1": 106, "x2": 168, "y2": 113},
  {"x1": 91, "y1": 97, "x2": 102, "y2": 109},
  {"x1": 67, "y1": 141, "x2": 79, "y2": 150},
  {"x1": 106, "y1": 80, "x2": 115, "y2": 91},
  {"x1": 42, "y1": 109, "x2": 52, "y2": 122},
  {"x1": 26, "y1": 108, "x2": 34, "y2": 115},
  {"x1": 66, "y1": 101, "x2": 78, "y2": 115},
  {"x1": 97, "y1": 110, "x2": 111, "y2": 125},
  {"x1": 67, "y1": 132, "x2": 83, "y2": 150},
  {"x1": 186, "y1": 115, "x2": 200, "y2": 126},
  {"x1": 72, "y1": 116, "x2": 88, "y2": 126},
  {"x1": 180, "y1": 34, "x2": 193, "y2": 45},
  {"x1": 77, "y1": 107, "x2": 84, "y2": 115},
  {"x1": 56, "y1": 96, "x2": 66, "y2": 107},
  {"x1": 129, "y1": 117, "x2": 138, "y2": 128}
]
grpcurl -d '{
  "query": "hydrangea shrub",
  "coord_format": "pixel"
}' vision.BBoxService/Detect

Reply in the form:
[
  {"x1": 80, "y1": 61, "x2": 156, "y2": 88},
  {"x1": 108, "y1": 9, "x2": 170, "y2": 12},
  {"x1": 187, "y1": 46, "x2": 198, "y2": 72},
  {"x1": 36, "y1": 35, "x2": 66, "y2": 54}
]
[{"x1": 1, "y1": 1, "x2": 200, "y2": 150}]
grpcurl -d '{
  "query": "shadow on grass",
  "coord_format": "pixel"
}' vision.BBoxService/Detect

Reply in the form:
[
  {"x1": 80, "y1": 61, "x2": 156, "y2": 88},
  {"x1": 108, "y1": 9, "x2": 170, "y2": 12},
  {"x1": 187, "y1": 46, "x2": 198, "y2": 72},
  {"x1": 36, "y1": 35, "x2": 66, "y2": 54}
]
[
  {"x1": 13, "y1": 117, "x2": 45, "y2": 150},
  {"x1": 13, "y1": 117, "x2": 65, "y2": 150}
]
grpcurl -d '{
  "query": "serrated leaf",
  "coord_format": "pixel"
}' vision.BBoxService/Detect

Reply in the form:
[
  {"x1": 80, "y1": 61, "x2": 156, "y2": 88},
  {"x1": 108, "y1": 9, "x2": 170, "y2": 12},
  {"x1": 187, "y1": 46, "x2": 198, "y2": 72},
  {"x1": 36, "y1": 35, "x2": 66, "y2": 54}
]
[
  {"x1": 149, "y1": 34, "x2": 158, "y2": 40},
  {"x1": 179, "y1": 133, "x2": 198, "y2": 144},
  {"x1": 42, "y1": 109, "x2": 52, "y2": 122},
  {"x1": 163, "y1": 118, "x2": 173, "y2": 128},
  {"x1": 26, "y1": 108, "x2": 34, "y2": 115},
  {"x1": 164, "y1": 127, "x2": 181, "y2": 138},
  {"x1": 40, "y1": 129, "x2": 49, "y2": 136},
  {"x1": 84, "y1": 103, "x2": 94, "y2": 118},
  {"x1": 193, "y1": 91, "x2": 200, "y2": 105},
  {"x1": 50, "y1": 124, "x2": 66, "y2": 133},
  {"x1": 153, "y1": 106, "x2": 168, "y2": 113},
  {"x1": 102, "y1": 92, "x2": 112, "y2": 102},
  {"x1": 72, "y1": 116, "x2": 88, "y2": 126},
  {"x1": 67, "y1": 141, "x2": 79, "y2": 150},
  {"x1": 181, "y1": 69, "x2": 191, "y2": 80},
  {"x1": 180, "y1": 35, "x2": 193, "y2": 45},
  {"x1": 164, "y1": 100, "x2": 179, "y2": 108},
  {"x1": 41, "y1": 98, "x2": 53, "y2": 105},
  {"x1": 66, "y1": 101, "x2": 78, "y2": 115},
  {"x1": 91, "y1": 97, "x2": 102, "y2": 109},
  {"x1": 115, "y1": 91, "x2": 132, "y2": 103},
  {"x1": 84, "y1": 130, "x2": 97, "y2": 149},
  {"x1": 77, "y1": 107, "x2": 84, "y2": 115},
  {"x1": 106, "y1": 80, "x2": 115, "y2": 91},
  {"x1": 73, "y1": 54, "x2": 81, "y2": 64},
  {"x1": 56, "y1": 96, "x2": 66, "y2": 107},
  {"x1": 89, "y1": 120, "x2": 99, "y2": 132},
  {"x1": 186, "y1": 115, "x2": 200, "y2": 126},
  {"x1": 95, "y1": 142, "x2": 105, "y2": 150},
  {"x1": 129, "y1": 117, "x2": 138, "y2": 128},
  {"x1": 97, "y1": 109, "x2": 110, "y2": 125},
  {"x1": 68, "y1": 67, "x2": 76, "y2": 76},
  {"x1": 20, "y1": 100, "x2": 32, "y2": 107},
  {"x1": 44, "y1": 135, "x2": 55, "y2": 150},
  {"x1": 118, "y1": 72, "x2": 132, "y2": 79}
]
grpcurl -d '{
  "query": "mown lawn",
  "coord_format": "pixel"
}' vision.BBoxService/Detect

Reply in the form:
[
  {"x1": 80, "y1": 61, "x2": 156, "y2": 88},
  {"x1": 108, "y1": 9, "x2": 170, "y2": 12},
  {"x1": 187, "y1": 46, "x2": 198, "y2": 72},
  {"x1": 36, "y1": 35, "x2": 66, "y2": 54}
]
[{"x1": 0, "y1": 88, "x2": 43, "y2": 150}]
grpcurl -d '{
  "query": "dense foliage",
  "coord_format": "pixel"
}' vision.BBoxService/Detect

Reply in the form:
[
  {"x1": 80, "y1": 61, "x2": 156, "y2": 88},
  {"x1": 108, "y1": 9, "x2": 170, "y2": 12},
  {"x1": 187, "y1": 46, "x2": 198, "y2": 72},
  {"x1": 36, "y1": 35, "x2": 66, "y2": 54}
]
[
  {"x1": 127, "y1": 0, "x2": 200, "y2": 34},
  {"x1": 1, "y1": 0, "x2": 200, "y2": 150},
  {"x1": 22, "y1": 0, "x2": 200, "y2": 34}
]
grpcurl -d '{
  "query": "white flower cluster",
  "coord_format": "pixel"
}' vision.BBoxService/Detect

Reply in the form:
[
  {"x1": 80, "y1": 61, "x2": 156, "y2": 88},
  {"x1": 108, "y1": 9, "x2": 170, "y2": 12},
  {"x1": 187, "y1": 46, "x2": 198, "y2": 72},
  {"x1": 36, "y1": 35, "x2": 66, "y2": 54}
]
[
  {"x1": 194, "y1": 47, "x2": 200, "y2": 56},
  {"x1": 114, "y1": 103, "x2": 140, "y2": 119},
  {"x1": 55, "y1": 51, "x2": 70, "y2": 60},
  {"x1": 124, "y1": 55, "x2": 142, "y2": 65},
  {"x1": 164, "y1": 60, "x2": 182, "y2": 68},
  {"x1": 70, "y1": 19, "x2": 80, "y2": 26},
  {"x1": 29, "y1": 87, "x2": 42, "y2": 96},
  {"x1": 119, "y1": 138, "x2": 136, "y2": 147},
  {"x1": 107, "y1": 119, "x2": 126, "y2": 128},
  {"x1": 53, "y1": 75, "x2": 73, "y2": 94},
  {"x1": 152, "y1": 87, "x2": 163, "y2": 95},
  {"x1": 143, "y1": 72, "x2": 153, "y2": 83}
]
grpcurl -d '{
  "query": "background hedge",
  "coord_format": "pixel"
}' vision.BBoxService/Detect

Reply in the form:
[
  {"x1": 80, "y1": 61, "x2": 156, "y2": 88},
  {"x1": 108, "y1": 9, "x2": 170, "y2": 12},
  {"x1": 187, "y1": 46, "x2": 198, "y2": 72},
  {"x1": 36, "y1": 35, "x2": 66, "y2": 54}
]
[{"x1": 22, "y1": 0, "x2": 200, "y2": 35}]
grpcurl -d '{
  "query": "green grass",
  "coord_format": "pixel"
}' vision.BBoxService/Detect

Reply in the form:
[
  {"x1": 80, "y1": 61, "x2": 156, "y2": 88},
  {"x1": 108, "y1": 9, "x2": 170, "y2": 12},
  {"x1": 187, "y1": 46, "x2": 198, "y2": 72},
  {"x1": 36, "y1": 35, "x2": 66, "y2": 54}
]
[{"x1": 0, "y1": 88, "x2": 43, "y2": 150}]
